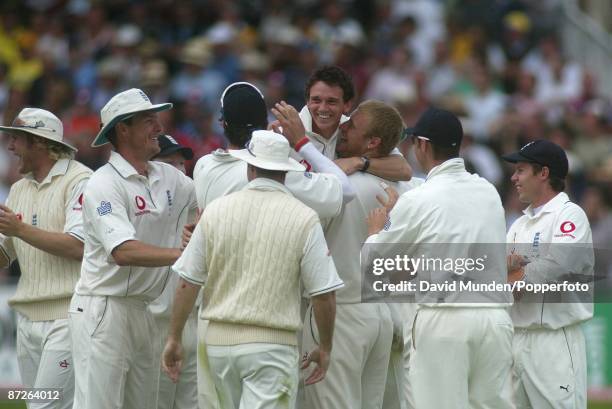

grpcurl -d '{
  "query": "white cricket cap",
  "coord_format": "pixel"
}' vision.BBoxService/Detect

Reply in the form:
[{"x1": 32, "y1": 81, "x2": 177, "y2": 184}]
[
  {"x1": 229, "y1": 130, "x2": 305, "y2": 172},
  {"x1": 0, "y1": 107, "x2": 76, "y2": 152},
  {"x1": 92, "y1": 88, "x2": 172, "y2": 147}
]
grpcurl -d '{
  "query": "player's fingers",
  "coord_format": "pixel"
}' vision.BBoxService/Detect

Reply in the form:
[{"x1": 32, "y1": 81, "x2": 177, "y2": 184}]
[
  {"x1": 384, "y1": 186, "x2": 399, "y2": 207},
  {"x1": 304, "y1": 367, "x2": 325, "y2": 385},
  {"x1": 267, "y1": 120, "x2": 281, "y2": 131},
  {"x1": 270, "y1": 108, "x2": 286, "y2": 123},
  {"x1": 0, "y1": 204, "x2": 12, "y2": 213},
  {"x1": 281, "y1": 102, "x2": 298, "y2": 116},
  {"x1": 272, "y1": 104, "x2": 288, "y2": 119}
]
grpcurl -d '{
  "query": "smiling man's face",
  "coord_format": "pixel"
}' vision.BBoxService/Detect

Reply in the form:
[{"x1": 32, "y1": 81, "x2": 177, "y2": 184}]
[{"x1": 306, "y1": 81, "x2": 351, "y2": 139}]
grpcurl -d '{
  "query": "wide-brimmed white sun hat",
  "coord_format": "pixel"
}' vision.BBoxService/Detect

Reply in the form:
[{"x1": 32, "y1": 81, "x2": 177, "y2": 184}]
[
  {"x1": 92, "y1": 88, "x2": 172, "y2": 147},
  {"x1": 229, "y1": 130, "x2": 305, "y2": 172},
  {"x1": 0, "y1": 107, "x2": 76, "y2": 151}
]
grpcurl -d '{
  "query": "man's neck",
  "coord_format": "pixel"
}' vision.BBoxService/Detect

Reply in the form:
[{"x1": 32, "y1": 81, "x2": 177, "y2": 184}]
[
  {"x1": 312, "y1": 122, "x2": 336, "y2": 140},
  {"x1": 32, "y1": 158, "x2": 57, "y2": 183},
  {"x1": 255, "y1": 175, "x2": 286, "y2": 184},
  {"x1": 119, "y1": 149, "x2": 149, "y2": 176},
  {"x1": 530, "y1": 190, "x2": 559, "y2": 209}
]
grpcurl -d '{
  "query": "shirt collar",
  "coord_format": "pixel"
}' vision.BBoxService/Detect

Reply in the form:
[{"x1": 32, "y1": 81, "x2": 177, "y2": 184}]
[
  {"x1": 245, "y1": 178, "x2": 292, "y2": 196},
  {"x1": 425, "y1": 158, "x2": 466, "y2": 181},
  {"x1": 299, "y1": 105, "x2": 348, "y2": 146},
  {"x1": 24, "y1": 158, "x2": 71, "y2": 187},
  {"x1": 213, "y1": 149, "x2": 240, "y2": 162},
  {"x1": 108, "y1": 151, "x2": 160, "y2": 184},
  {"x1": 523, "y1": 192, "x2": 570, "y2": 219}
]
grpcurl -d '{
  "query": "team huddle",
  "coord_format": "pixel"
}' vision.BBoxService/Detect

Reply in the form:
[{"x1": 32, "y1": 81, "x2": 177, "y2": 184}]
[{"x1": 0, "y1": 65, "x2": 593, "y2": 409}]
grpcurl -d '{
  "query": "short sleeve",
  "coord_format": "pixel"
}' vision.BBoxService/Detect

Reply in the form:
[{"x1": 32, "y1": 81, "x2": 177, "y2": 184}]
[
  {"x1": 173, "y1": 222, "x2": 208, "y2": 286},
  {"x1": 83, "y1": 178, "x2": 136, "y2": 257},
  {"x1": 524, "y1": 205, "x2": 594, "y2": 284},
  {"x1": 0, "y1": 233, "x2": 16, "y2": 265},
  {"x1": 300, "y1": 223, "x2": 344, "y2": 296},
  {"x1": 63, "y1": 178, "x2": 88, "y2": 242}
]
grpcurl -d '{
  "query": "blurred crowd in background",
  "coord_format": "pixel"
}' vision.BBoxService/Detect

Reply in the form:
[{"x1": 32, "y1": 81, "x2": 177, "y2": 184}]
[{"x1": 0, "y1": 0, "x2": 611, "y2": 280}]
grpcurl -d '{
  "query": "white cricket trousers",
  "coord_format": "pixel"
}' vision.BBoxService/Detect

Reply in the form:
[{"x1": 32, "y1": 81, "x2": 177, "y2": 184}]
[
  {"x1": 69, "y1": 294, "x2": 157, "y2": 409},
  {"x1": 512, "y1": 324, "x2": 587, "y2": 409},
  {"x1": 409, "y1": 307, "x2": 514, "y2": 409},
  {"x1": 197, "y1": 319, "x2": 221, "y2": 409},
  {"x1": 206, "y1": 342, "x2": 299, "y2": 409},
  {"x1": 382, "y1": 303, "x2": 418, "y2": 409},
  {"x1": 302, "y1": 303, "x2": 393, "y2": 409},
  {"x1": 153, "y1": 314, "x2": 198, "y2": 409},
  {"x1": 16, "y1": 313, "x2": 74, "y2": 409}
]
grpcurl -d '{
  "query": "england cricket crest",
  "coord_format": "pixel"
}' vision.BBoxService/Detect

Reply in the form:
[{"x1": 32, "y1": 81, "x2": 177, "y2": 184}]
[{"x1": 530, "y1": 232, "x2": 541, "y2": 259}]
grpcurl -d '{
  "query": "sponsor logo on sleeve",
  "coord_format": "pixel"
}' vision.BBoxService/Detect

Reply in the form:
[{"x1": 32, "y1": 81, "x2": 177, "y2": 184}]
[
  {"x1": 72, "y1": 193, "x2": 84, "y2": 211},
  {"x1": 97, "y1": 201, "x2": 112, "y2": 216},
  {"x1": 304, "y1": 171, "x2": 312, "y2": 179},
  {"x1": 554, "y1": 221, "x2": 576, "y2": 239}
]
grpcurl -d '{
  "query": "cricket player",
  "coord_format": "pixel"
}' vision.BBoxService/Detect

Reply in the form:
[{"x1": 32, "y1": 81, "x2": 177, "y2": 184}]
[
  {"x1": 190, "y1": 81, "x2": 353, "y2": 409},
  {"x1": 296, "y1": 65, "x2": 412, "y2": 181},
  {"x1": 503, "y1": 140, "x2": 593, "y2": 409},
  {"x1": 0, "y1": 108, "x2": 92, "y2": 409},
  {"x1": 150, "y1": 134, "x2": 198, "y2": 409},
  {"x1": 152, "y1": 134, "x2": 194, "y2": 174},
  {"x1": 162, "y1": 130, "x2": 344, "y2": 408},
  {"x1": 69, "y1": 88, "x2": 197, "y2": 409},
  {"x1": 272, "y1": 98, "x2": 422, "y2": 409},
  {"x1": 365, "y1": 108, "x2": 514, "y2": 409},
  {"x1": 193, "y1": 81, "x2": 354, "y2": 215}
]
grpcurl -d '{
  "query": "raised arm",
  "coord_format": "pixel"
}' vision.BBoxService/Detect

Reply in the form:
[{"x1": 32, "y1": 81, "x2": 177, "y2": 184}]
[
  {"x1": 271, "y1": 101, "x2": 355, "y2": 204},
  {"x1": 0, "y1": 204, "x2": 84, "y2": 261},
  {"x1": 335, "y1": 152, "x2": 412, "y2": 182}
]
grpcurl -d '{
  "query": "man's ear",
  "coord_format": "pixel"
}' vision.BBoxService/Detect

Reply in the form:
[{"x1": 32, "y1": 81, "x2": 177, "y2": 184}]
[
  {"x1": 116, "y1": 122, "x2": 129, "y2": 139},
  {"x1": 540, "y1": 165, "x2": 550, "y2": 180},
  {"x1": 368, "y1": 136, "x2": 382, "y2": 152},
  {"x1": 342, "y1": 99, "x2": 353, "y2": 115}
]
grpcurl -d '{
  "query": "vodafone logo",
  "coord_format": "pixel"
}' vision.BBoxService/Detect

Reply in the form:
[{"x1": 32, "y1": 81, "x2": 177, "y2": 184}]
[
  {"x1": 135, "y1": 196, "x2": 146, "y2": 210},
  {"x1": 300, "y1": 159, "x2": 312, "y2": 172},
  {"x1": 73, "y1": 193, "x2": 84, "y2": 211},
  {"x1": 555, "y1": 220, "x2": 577, "y2": 239},
  {"x1": 560, "y1": 221, "x2": 576, "y2": 233}
]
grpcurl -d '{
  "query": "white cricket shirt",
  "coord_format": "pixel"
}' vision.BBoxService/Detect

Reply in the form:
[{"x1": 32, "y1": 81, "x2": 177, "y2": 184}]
[
  {"x1": 507, "y1": 192, "x2": 593, "y2": 329},
  {"x1": 174, "y1": 178, "x2": 344, "y2": 298},
  {"x1": 193, "y1": 149, "x2": 343, "y2": 218},
  {"x1": 325, "y1": 173, "x2": 422, "y2": 303},
  {"x1": 76, "y1": 151, "x2": 197, "y2": 301},
  {"x1": 365, "y1": 158, "x2": 512, "y2": 306}
]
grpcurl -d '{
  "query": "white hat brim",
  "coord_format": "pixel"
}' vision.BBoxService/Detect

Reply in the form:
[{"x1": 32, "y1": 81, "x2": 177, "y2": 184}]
[
  {"x1": 0, "y1": 126, "x2": 78, "y2": 152},
  {"x1": 91, "y1": 102, "x2": 173, "y2": 148},
  {"x1": 229, "y1": 149, "x2": 305, "y2": 172}
]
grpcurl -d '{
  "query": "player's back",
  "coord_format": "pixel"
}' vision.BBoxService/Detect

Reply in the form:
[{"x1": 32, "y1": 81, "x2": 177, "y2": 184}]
[{"x1": 194, "y1": 149, "x2": 248, "y2": 209}]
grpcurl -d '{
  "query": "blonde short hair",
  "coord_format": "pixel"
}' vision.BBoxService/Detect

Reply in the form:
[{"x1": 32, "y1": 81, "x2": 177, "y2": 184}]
[
  {"x1": 358, "y1": 100, "x2": 404, "y2": 156},
  {"x1": 26, "y1": 133, "x2": 74, "y2": 160}
]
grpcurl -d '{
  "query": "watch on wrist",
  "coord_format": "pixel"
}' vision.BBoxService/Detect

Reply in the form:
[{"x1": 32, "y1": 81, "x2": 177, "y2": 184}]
[{"x1": 360, "y1": 156, "x2": 370, "y2": 172}]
